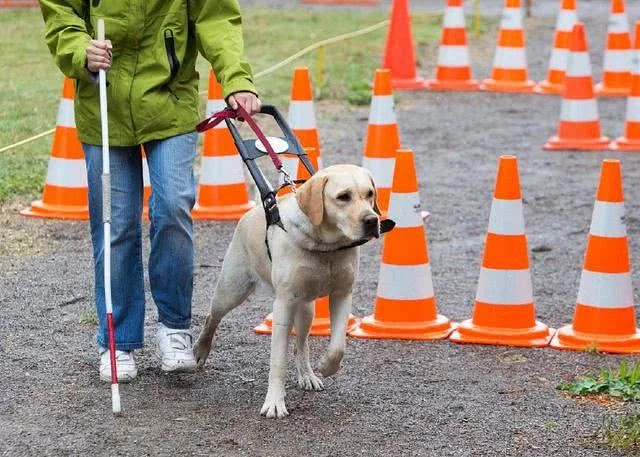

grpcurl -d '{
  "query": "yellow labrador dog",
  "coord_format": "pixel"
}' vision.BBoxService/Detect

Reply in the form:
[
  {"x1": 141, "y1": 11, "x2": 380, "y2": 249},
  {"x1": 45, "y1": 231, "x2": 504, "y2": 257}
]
[{"x1": 194, "y1": 164, "x2": 381, "y2": 418}]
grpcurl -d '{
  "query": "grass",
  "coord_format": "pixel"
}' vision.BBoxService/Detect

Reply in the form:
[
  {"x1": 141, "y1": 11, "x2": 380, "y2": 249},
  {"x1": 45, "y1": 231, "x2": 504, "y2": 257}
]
[
  {"x1": 79, "y1": 308, "x2": 98, "y2": 326},
  {"x1": 558, "y1": 361, "x2": 640, "y2": 401},
  {"x1": 560, "y1": 361, "x2": 640, "y2": 451},
  {"x1": 602, "y1": 414, "x2": 640, "y2": 451},
  {"x1": 0, "y1": 7, "x2": 448, "y2": 204}
]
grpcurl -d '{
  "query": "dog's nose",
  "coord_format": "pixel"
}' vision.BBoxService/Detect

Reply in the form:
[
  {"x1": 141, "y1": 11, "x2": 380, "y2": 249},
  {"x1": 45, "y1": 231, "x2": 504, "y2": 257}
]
[{"x1": 363, "y1": 214, "x2": 379, "y2": 235}]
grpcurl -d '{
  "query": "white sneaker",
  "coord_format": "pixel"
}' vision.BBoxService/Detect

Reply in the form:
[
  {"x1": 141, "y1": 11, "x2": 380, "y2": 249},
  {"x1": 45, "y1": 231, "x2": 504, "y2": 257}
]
[
  {"x1": 99, "y1": 349, "x2": 137, "y2": 383},
  {"x1": 156, "y1": 323, "x2": 197, "y2": 372}
]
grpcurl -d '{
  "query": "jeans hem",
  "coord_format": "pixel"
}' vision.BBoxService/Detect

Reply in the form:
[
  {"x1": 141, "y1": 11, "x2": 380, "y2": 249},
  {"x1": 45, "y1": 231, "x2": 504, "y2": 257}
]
[
  {"x1": 97, "y1": 338, "x2": 144, "y2": 351},
  {"x1": 158, "y1": 317, "x2": 191, "y2": 330}
]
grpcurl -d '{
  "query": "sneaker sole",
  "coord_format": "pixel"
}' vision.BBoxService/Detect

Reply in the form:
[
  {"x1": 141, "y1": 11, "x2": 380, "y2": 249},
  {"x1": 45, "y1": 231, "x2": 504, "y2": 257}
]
[{"x1": 100, "y1": 371, "x2": 137, "y2": 383}]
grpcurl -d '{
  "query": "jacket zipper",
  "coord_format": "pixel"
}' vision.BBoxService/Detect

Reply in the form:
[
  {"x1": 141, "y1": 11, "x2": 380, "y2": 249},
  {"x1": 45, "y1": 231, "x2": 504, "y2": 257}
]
[{"x1": 164, "y1": 29, "x2": 180, "y2": 100}]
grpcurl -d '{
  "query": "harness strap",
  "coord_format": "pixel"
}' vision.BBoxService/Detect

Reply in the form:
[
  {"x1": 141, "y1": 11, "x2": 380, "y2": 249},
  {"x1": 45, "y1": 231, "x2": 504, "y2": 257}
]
[{"x1": 196, "y1": 105, "x2": 284, "y2": 171}]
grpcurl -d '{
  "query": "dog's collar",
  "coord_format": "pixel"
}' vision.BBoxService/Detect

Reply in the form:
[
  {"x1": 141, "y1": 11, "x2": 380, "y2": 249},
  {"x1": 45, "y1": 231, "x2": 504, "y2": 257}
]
[{"x1": 265, "y1": 218, "x2": 396, "y2": 261}]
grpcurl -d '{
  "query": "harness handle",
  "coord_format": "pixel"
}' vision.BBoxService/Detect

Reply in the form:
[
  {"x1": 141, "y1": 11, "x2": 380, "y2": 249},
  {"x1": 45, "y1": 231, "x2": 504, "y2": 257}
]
[{"x1": 196, "y1": 105, "x2": 284, "y2": 170}]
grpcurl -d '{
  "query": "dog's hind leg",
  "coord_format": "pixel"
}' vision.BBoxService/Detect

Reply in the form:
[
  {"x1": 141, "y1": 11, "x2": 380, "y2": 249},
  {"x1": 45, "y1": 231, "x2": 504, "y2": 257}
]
[
  {"x1": 318, "y1": 292, "x2": 352, "y2": 377},
  {"x1": 294, "y1": 302, "x2": 324, "y2": 392},
  {"x1": 193, "y1": 244, "x2": 256, "y2": 368}
]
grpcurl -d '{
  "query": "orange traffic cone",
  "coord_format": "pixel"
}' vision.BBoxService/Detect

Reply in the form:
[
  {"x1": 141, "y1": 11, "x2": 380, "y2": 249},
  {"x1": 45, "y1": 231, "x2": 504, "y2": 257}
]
[
  {"x1": 595, "y1": 0, "x2": 632, "y2": 97},
  {"x1": 278, "y1": 67, "x2": 322, "y2": 194},
  {"x1": 350, "y1": 149, "x2": 455, "y2": 340},
  {"x1": 544, "y1": 23, "x2": 610, "y2": 150},
  {"x1": 535, "y1": 0, "x2": 579, "y2": 95},
  {"x1": 481, "y1": 0, "x2": 535, "y2": 93},
  {"x1": 141, "y1": 148, "x2": 151, "y2": 220},
  {"x1": 610, "y1": 21, "x2": 640, "y2": 151},
  {"x1": 361, "y1": 69, "x2": 400, "y2": 215},
  {"x1": 449, "y1": 156, "x2": 553, "y2": 347},
  {"x1": 425, "y1": 0, "x2": 478, "y2": 91},
  {"x1": 192, "y1": 71, "x2": 254, "y2": 220},
  {"x1": 382, "y1": 0, "x2": 425, "y2": 90},
  {"x1": 254, "y1": 147, "x2": 361, "y2": 337},
  {"x1": 551, "y1": 160, "x2": 640, "y2": 353},
  {"x1": 21, "y1": 77, "x2": 89, "y2": 220}
]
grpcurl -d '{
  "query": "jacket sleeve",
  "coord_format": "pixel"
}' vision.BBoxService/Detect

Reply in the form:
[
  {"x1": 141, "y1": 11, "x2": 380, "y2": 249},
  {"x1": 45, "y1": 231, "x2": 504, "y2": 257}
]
[
  {"x1": 39, "y1": 0, "x2": 93, "y2": 82},
  {"x1": 190, "y1": 0, "x2": 257, "y2": 99}
]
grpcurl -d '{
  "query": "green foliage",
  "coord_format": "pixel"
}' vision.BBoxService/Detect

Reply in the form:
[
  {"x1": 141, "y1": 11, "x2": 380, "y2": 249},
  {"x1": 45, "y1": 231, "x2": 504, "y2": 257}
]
[
  {"x1": 345, "y1": 79, "x2": 372, "y2": 106},
  {"x1": 602, "y1": 414, "x2": 640, "y2": 451},
  {"x1": 558, "y1": 361, "x2": 640, "y2": 401}
]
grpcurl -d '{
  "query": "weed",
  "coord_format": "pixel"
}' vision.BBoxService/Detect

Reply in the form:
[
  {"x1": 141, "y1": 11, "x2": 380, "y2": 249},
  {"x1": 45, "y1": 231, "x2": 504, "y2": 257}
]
[
  {"x1": 558, "y1": 361, "x2": 640, "y2": 401},
  {"x1": 602, "y1": 414, "x2": 640, "y2": 451},
  {"x1": 79, "y1": 309, "x2": 98, "y2": 327}
]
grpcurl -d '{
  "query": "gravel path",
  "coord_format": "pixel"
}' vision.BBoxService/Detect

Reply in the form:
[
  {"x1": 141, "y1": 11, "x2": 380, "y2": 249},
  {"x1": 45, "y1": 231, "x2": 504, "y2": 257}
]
[{"x1": 2, "y1": 7, "x2": 640, "y2": 457}]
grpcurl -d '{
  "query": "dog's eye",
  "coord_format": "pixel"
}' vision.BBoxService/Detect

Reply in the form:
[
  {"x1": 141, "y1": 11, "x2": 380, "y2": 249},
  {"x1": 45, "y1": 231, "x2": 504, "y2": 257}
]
[
  {"x1": 366, "y1": 190, "x2": 374, "y2": 198},
  {"x1": 337, "y1": 192, "x2": 351, "y2": 202}
]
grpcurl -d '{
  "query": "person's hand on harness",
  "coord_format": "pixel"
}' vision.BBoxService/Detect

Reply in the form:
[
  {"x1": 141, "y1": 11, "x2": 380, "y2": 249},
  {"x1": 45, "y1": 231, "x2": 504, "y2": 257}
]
[
  {"x1": 86, "y1": 39, "x2": 113, "y2": 73},
  {"x1": 228, "y1": 91, "x2": 261, "y2": 118}
]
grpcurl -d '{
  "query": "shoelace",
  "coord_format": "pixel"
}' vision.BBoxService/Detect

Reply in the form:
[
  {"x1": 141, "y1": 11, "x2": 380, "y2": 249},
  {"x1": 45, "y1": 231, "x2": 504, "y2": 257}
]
[
  {"x1": 115, "y1": 351, "x2": 133, "y2": 362},
  {"x1": 167, "y1": 331, "x2": 193, "y2": 351}
]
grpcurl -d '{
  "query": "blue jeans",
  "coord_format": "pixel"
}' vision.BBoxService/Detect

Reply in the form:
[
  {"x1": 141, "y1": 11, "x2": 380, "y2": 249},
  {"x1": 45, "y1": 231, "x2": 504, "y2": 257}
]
[{"x1": 83, "y1": 132, "x2": 198, "y2": 350}]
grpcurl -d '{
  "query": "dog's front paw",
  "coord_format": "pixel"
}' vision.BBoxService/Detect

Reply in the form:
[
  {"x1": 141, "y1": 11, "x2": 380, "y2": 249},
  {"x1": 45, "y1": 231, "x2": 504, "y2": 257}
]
[
  {"x1": 260, "y1": 394, "x2": 289, "y2": 419},
  {"x1": 298, "y1": 372, "x2": 324, "y2": 392},
  {"x1": 318, "y1": 348, "x2": 344, "y2": 377},
  {"x1": 193, "y1": 338, "x2": 212, "y2": 368}
]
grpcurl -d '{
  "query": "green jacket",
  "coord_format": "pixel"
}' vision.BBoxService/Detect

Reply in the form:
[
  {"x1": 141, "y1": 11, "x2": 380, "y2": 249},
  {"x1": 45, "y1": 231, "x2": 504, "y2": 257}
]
[{"x1": 40, "y1": 0, "x2": 256, "y2": 146}]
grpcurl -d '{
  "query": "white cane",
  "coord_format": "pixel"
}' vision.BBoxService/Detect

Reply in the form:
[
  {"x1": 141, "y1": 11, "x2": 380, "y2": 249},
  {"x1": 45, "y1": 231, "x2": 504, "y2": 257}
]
[{"x1": 97, "y1": 18, "x2": 121, "y2": 415}]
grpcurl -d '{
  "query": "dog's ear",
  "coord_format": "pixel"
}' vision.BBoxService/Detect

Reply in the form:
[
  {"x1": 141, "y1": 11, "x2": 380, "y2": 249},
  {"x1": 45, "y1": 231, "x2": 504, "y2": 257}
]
[
  {"x1": 297, "y1": 174, "x2": 329, "y2": 225},
  {"x1": 368, "y1": 175, "x2": 381, "y2": 216}
]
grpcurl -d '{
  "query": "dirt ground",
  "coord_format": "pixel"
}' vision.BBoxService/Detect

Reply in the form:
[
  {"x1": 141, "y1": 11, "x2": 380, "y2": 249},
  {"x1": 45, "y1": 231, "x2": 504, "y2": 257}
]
[{"x1": 3, "y1": 2, "x2": 640, "y2": 456}]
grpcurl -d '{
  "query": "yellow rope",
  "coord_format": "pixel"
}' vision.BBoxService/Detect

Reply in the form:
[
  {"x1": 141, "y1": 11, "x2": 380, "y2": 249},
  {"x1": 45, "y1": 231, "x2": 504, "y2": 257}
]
[
  {"x1": 0, "y1": 128, "x2": 55, "y2": 154},
  {"x1": 1, "y1": 19, "x2": 389, "y2": 154},
  {"x1": 254, "y1": 19, "x2": 388, "y2": 79}
]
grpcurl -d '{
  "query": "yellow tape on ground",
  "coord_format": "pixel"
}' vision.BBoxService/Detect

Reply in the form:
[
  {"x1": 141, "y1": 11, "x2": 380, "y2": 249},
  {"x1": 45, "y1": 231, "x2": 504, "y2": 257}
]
[{"x1": 1, "y1": 19, "x2": 389, "y2": 154}]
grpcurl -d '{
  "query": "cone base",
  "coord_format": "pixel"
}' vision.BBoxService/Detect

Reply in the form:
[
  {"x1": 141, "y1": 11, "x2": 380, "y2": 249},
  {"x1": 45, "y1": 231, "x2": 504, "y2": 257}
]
[
  {"x1": 20, "y1": 201, "x2": 89, "y2": 221},
  {"x1": 480, "y1": 79, "x2": 536, "y2": 93},
  {"x1": 254, "y1": 312, "x2": 361, "y2": 336},
  {"x1": 551, "y1": 324, "x2": 640, "y2": 354},
  {"x1": 543, "y1": 136, "x2": 611, "y2": 151},
  {"x1": 533, "y1": 81, "x2": 563, "y2": 95},
  {"x1": 610, "y1": 138, "x2": 640, "y2": 152},
  {"x1": 595, "y1": 83, "x2": 631, "y2": 97},
  {"x1": 192, "y1": 201, "x2": 256, "y2": 221},
  {"x1": 348, "y1": 314, "x2": 456, "y2": 340},
  {"x1": 425, "y1": 79, "x2": 479, "y2": 91},
  {"x1": 390, "y1": 76, "x2": 426, "y2": 91},
  {"x1": 449, "y1": 319, "x2": 554, "y2": 348}
]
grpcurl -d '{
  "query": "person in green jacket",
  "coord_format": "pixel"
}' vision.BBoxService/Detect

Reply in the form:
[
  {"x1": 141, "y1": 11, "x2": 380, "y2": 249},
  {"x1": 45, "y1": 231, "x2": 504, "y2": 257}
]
[{"x1": 40, "y1": 0, "x2": 261, "y2": 382}]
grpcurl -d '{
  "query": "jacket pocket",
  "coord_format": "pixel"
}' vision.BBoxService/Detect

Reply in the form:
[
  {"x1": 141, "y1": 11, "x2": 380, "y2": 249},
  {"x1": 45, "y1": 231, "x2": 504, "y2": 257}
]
[{"x1": 164, "y1": 29, "x2": 180, "y2": 80}]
